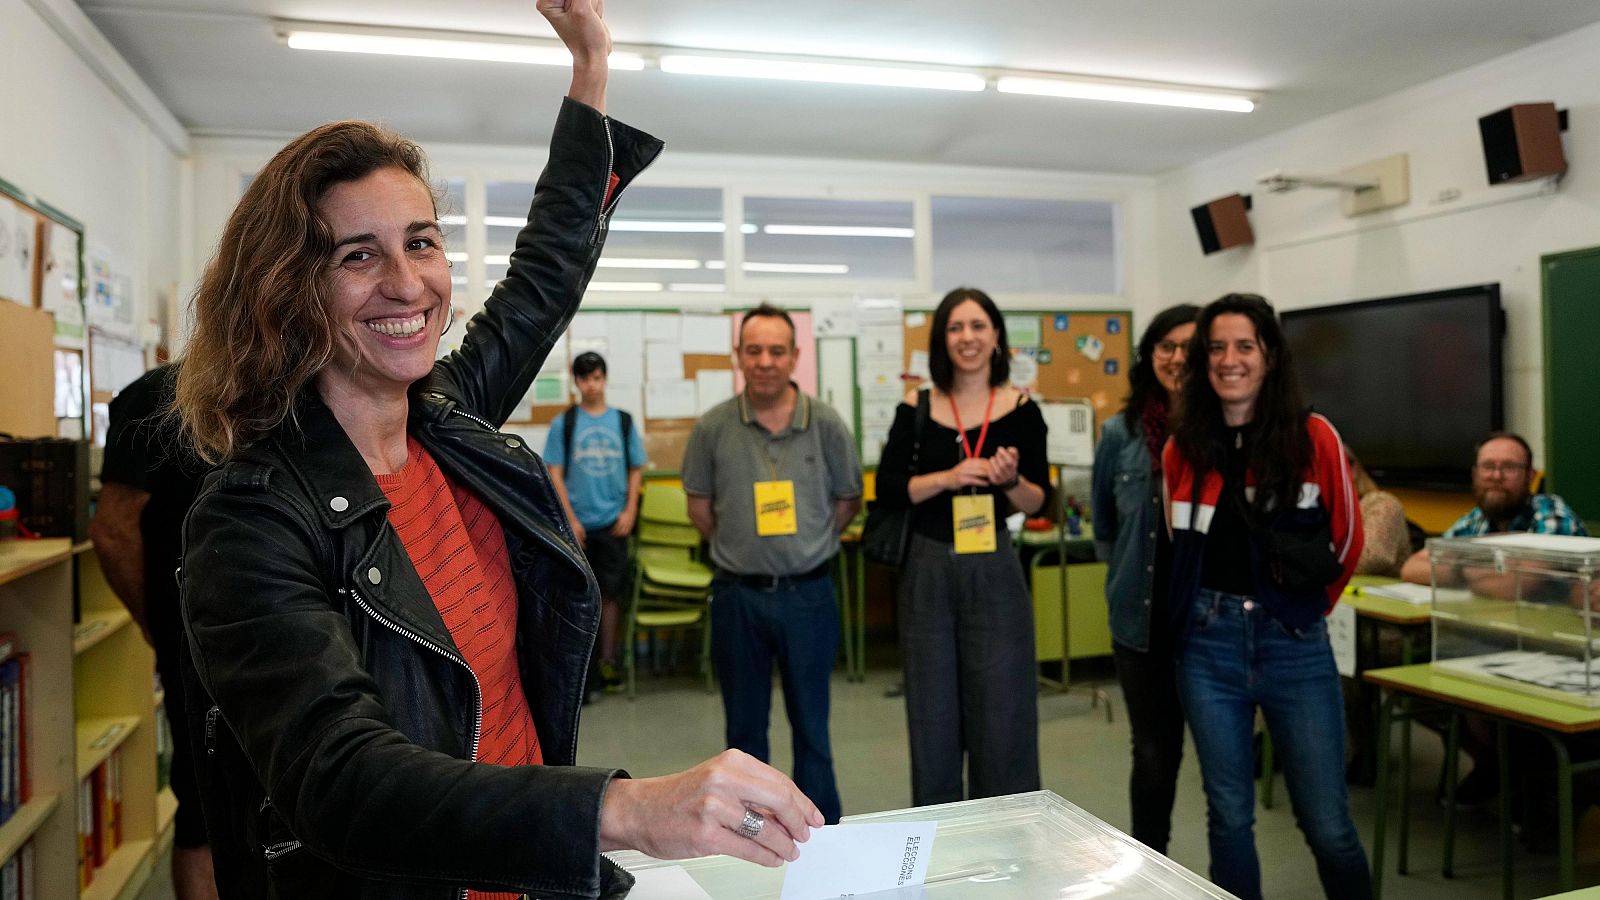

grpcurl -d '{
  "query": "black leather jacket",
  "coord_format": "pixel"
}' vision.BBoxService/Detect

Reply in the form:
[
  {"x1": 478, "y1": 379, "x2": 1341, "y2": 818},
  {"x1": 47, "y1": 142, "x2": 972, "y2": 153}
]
[{"x1": 179, "y1": 98, "x2": 662, "y2": 900}]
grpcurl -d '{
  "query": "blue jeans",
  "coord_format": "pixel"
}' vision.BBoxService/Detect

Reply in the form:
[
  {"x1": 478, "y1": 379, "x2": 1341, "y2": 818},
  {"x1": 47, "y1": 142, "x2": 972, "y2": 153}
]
[
  {"x1": 1176, "y1": 589, "x2": 1372, "y2": 900},
  {"x1": 710, "y1": 574, "x2": 842, "y2": 823}
]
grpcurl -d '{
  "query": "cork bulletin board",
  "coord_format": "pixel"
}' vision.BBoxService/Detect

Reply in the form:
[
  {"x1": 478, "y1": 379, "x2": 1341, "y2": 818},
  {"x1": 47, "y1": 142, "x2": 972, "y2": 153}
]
[{"x1": 901, "y1": 309, "x2": 1133, "y2": 430}]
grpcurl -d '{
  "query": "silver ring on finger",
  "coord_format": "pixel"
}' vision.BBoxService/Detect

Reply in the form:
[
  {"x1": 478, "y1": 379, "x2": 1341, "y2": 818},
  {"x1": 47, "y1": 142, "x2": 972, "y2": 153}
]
[{"x1": 736, "y1": 808, "x2": 765, "y2": 840}]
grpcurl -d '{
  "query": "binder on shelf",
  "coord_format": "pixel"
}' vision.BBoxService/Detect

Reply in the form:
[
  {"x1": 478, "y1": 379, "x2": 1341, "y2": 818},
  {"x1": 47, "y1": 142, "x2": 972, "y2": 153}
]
[
  {"x1": 77, "y1": 779, "x2": 91, "y2": 889},
  {"x1": 13, "y1": 654, "x2": 26, "y2": 807}
]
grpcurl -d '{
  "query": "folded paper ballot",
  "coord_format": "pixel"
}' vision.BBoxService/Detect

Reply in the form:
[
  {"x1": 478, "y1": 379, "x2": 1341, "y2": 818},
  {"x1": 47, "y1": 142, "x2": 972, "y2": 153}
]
[
  {"x1": 780, "y1": 821, "x2": 938, "y2": 900},
  {"x1": 628, "y1": 865, "x2": 714, "y2": 899},
  {"x1": 1359, "y1": 582, "x2": 1471, "y2": 605}
]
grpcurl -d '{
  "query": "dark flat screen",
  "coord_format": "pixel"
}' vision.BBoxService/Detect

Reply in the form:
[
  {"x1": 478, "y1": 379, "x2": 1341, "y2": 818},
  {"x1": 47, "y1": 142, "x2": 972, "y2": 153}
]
[{"x1": 1280, "y1": 285, "x2": 1504, "y2": 489}]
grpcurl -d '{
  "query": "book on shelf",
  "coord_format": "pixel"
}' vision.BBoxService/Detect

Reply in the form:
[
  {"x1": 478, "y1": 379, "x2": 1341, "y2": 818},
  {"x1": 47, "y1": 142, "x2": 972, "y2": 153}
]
[
  {"x1": 155, "y1": 702, "x2": 172, "y2": 792},
  {"x1": 0, "y1": 640, "x2": 29, "y2": 828},
  {"x1": 2, "y1": 839, "x2": 34, "y2": 900},
  {"x1": 77, "y1": 778, "x2": 91, "y2": 890}
]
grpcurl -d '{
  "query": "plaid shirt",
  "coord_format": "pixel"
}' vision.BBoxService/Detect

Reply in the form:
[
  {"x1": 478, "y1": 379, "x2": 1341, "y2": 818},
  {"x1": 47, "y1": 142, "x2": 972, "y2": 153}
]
[{"x1": 1442, "y1": 493, "x2": 1589, "y2": 538}]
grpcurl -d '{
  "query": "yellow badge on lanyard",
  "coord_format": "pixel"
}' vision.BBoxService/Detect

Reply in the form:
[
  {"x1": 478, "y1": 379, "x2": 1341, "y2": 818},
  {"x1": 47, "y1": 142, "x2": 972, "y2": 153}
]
[
  {"x1": 952, "y1": 493, "x2": 998, "y2": 554},
  {"x1": 754, "y1": 480, "x2": 799, "y2": 536}
]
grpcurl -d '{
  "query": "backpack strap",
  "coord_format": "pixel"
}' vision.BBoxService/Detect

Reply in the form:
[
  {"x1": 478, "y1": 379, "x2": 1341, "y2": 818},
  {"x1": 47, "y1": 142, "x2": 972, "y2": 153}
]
[
  {"x1": 561, "y1": 405, "x2": 578, "y2": 466},
  {"x1": 910, "y1": 388, "x2": 930, "y2": 472},
  {"x1": 618, "y1": 409, "x2": 633, "y2": 468}
]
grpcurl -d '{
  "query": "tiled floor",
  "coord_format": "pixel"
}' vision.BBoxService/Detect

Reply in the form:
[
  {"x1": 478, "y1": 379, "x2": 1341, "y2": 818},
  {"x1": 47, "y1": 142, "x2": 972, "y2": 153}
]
[{"x1": 138, "y1": 661, "x2": 1600, "y2": 899}]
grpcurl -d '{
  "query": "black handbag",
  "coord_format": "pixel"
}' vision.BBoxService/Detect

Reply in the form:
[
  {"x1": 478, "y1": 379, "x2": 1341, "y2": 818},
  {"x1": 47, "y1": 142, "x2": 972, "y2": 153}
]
[
  {"x1": 860, "y1": 391, "x2": 930, "y2": 567},
  {"x1": 1261, "y1": 520, "x2": 1344, "y2": 594}
]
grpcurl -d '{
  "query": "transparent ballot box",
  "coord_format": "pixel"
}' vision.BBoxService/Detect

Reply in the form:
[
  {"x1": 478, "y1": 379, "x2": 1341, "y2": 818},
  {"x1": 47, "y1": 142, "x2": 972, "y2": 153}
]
[
  {"x1": 607, "y1": 790, "x2": 1235, "y2": 898},
  {"x1": 1429, "y1": 534, "x2": 1600, "y2": 707}
]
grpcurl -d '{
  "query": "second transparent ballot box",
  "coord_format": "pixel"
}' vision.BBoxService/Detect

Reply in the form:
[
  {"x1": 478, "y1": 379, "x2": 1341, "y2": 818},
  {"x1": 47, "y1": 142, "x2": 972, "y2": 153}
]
[{"x1": 1429, "y1": 533, "x2": 1600, "y2": 707}]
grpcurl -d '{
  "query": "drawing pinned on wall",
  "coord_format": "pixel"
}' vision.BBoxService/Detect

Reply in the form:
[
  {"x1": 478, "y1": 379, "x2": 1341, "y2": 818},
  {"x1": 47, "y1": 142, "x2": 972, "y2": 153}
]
[
  {"x1": 1075, "y1": 334, "x2": 1104, "y2": 362},
  {"x1": 1106, "y1": 318, "x2": 1121, "y2": 335},
  {"x1": 1104, "y1": 359, "x2": 1119, "y2": 376},
  {"x1": 1005, "y1": 314, "x2": 1042, "y2": 349},
  {"x1": 1053, "y1": 313, "x2": 1069, "y2": 332},
  {"x1": 1037, "y1": 349, "x2": 1053, "y2": 365},
  {"x1": 0, "y1": 201, "x2": 25, "y2": 305},
  {"x1": 1010, "y1": 353, "x2": 1038, "y2": 389},
  {"x1": 811, "y1": 297, "x2": 860, "y2": 338}
]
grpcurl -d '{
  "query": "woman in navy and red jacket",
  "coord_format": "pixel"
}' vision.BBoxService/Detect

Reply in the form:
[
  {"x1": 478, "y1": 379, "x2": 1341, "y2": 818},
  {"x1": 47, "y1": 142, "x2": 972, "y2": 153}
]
[{"x1": 1163, "y1": 293, "x2": 1370, "y2": 900}]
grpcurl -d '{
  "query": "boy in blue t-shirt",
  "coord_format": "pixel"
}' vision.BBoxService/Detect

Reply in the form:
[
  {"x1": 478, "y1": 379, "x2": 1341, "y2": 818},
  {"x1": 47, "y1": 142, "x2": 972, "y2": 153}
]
[{"x1": 545, "y1": 351, "x2": 647, "y2": 692}]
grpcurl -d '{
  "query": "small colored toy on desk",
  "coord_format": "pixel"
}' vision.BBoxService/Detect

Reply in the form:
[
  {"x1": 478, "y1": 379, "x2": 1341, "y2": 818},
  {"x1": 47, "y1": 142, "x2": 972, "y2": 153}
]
[
  {"x1": 1063, "y1": 495, "x2": 1088, "y2": 536},
  {"x1": 0, "y1": 486, "x2": 16, "y2": 541}
]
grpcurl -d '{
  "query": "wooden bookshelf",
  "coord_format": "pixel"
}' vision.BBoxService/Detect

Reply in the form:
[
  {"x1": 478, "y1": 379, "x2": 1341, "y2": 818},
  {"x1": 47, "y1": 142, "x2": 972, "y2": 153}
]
[
  {"x1": 0, "y1": 541, "x2": 167, "y2": 897},
  {"x1": 0, "y1": 794, "x2": 59, "y2": 869},
  {"x1": 80, "y1": 838, "x2": 155, "y2": 900},
  {"x1": 72, "y1": 609, "x2": 133, "y2": 656}
]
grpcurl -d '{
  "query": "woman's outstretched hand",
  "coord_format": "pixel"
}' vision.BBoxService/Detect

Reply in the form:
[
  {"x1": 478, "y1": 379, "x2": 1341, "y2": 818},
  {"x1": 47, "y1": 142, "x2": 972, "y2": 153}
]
[
  {"x1": 537, "y1": 0, "x2": 610, "y2": 111},
  {"x1": 599, "y1": 750, "x2": 825, "y2": 867}
]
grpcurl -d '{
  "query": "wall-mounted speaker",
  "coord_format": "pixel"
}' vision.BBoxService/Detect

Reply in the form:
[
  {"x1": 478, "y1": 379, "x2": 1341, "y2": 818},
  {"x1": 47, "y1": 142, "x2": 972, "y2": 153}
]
[
  {"x1": 1479, "y1": 103, "x2": 1569, "y2": 185},
  {"x1": 1190, "y1": 193, "x2": 1253, "y2": 255}
]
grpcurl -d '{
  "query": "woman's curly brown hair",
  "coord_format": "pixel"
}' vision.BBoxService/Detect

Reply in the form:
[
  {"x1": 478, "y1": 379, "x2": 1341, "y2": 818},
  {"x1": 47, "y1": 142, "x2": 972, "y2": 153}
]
[{"x1": 175, "y1": 121, "x2": 435, "y2": 463}]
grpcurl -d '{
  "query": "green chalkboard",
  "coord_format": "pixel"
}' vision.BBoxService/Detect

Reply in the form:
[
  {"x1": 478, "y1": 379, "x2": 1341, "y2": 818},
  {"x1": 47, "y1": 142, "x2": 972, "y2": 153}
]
[{"x1": 1542, "y1": 245, "x2": 1600, "y2": 523}]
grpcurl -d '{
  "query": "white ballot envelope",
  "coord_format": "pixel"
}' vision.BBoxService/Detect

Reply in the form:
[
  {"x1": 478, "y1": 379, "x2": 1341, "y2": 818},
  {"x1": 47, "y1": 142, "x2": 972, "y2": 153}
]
[{"x1": 780, "y1": 822, "x2": 937, "y2": 900}]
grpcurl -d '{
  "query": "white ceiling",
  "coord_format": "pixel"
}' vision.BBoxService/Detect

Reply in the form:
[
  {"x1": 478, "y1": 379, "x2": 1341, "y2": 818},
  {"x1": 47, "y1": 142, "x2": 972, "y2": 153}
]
[{"x1": 79, "y1": 0, "x2": 1600, "y2": 174}]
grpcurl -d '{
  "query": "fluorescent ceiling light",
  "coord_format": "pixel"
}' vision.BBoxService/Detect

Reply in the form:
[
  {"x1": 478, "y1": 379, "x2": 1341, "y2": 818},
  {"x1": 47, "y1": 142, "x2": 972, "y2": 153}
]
[
  {"x1": 597, "y1": 257, "x2": 702, "y2": 269},
  {"x1": 743, "y1": 261, "x2": 850, "y2": 274},
  {"x1": 276, "y1": 20, "x2": 1254, "y2": 112},
  {"x1": 279, "y1": 23, "x2": 644, "y2": 70},
  {"x1": 706, "y1": 260, "x2": 850, "y2": 275},
  {"x1": 610, "y1": 220, "x2": 724, "y2": 233},
  {"x1": 669, "y1": 283, "x2": 727, "y2": 293},
  {"x1": 588, "y1": 281, "x2": 664, "y2": 292},
  {"x1": 446, "y1": 251, "x2": 468, "y2": 262},
  {"x1": 441, "y1": 215, "x2": 526, "y2": 228},
  {"x1": 612, "y1": 220, "x2": 758, "y2": 234},
  {"x1": 762, "y1": 225, "x2": 914, "y2": 238},
  {"x1": 996, "y1": 75, "x2": 1255, "y2": 113},
  {"x1": 659, "y1": 53, "x2": 984, "y2": 92}
]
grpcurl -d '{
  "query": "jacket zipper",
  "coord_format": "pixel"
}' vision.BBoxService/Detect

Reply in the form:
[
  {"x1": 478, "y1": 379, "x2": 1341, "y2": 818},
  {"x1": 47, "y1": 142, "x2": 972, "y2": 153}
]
[
  {"x1": 348, "y1": 587, "x2": 483, "y2": 900},
  {"x1": 346, "y1": 586, "x2": 483, "y2": 764},
  {"x1": 445, "y1": 407, "x2": 597, "y2": 767},
  {"x1": 204, "y1": 705, "x2": 220, "y2": 755},
  {"x1": 263, "y1": 839, "x2": 303, "y2": 862},
  {"x1": 588, "y1": 116, "x2": 615, "y2": 246}
]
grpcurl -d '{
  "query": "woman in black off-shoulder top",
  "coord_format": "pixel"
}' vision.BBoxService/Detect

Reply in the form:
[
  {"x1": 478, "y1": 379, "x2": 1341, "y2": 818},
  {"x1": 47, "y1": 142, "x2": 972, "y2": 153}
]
[{"x1": 875, "y1": 287, "x2": 1051, "y2": 807}]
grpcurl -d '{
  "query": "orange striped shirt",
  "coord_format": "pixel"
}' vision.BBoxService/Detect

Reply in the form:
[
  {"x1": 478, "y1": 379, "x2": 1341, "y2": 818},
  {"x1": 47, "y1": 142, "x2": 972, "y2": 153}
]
[{"x1": 377, "y1": 437, "x2": 541, "y2": 900}]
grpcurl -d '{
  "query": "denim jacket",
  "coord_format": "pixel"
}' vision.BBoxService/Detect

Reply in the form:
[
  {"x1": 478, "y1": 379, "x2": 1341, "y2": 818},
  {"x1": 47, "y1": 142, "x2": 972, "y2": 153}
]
[{"x1": 1091, "y1": 413, "x2": 1164, "y2": 651}]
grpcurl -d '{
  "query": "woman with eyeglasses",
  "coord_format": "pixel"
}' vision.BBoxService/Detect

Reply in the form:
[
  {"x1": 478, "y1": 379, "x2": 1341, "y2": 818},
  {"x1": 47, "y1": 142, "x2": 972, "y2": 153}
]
[
  {"x1": 1164, "y1": 294, "x2": 1370, "y2": 900},
  {"x1": 1090, "y1": 303, "x2": 1197, "y2": 854}
]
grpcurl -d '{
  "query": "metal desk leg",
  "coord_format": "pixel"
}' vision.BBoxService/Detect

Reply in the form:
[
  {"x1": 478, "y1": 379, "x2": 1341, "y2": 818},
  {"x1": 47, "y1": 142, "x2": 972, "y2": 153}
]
[
  {"x1": 1442, "y1": 711, "x2": 1461, "y2": 877},
  {"x1": 1372, "y1": 690, "x2": 1397, "y2": 900},
  {"x1": 855, "y1": 546, "x2": 867, "y2": 682},
  {"x1": 1548, "y1": 732, "x2": 1576, "y2": 891},
  {"x1": 836, "y1": 554, "x2": 855, "y2": 678},
  {"x1": 1498, "y1": 721, "x2": 1512, "y2": 900},
  {"x1": 1399, "y1": 694, "x2": 1413, "y2": 874}
]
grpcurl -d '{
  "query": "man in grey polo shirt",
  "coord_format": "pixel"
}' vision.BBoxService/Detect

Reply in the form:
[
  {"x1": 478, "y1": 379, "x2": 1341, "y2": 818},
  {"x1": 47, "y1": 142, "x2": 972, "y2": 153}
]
[{"x1": 683, "y1": 302, "x2": 862, "y2": 824}]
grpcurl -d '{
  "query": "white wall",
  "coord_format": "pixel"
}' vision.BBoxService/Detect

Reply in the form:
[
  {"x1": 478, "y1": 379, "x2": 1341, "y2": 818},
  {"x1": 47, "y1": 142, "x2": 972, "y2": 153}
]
[
  {"x1": 1, "y1": 0, "x2": 185, "y2": 350},
  {"x1": 1152, "y1": 19, "x2": 1600, "y2": 461}
]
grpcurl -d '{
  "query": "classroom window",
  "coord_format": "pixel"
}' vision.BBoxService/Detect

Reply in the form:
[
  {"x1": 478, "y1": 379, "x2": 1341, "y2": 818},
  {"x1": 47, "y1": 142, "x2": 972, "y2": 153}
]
[
  {"x1": 739, "y1": 197, "x2": 916, "y2": 284},
  {"x1": 931, "y1": 196, "x2": 1118, "y2": 295},
  {"x1": 482, "y1": 183, "x2": 725, "y2": 295}
]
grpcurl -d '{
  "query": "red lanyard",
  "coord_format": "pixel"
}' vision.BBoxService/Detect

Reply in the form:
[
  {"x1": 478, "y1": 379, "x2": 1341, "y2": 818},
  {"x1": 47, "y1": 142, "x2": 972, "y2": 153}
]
[{"x1": 950, "y1": 389, "x2": 997, "y2": 461}]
